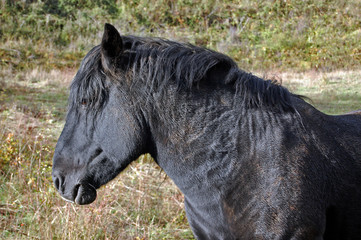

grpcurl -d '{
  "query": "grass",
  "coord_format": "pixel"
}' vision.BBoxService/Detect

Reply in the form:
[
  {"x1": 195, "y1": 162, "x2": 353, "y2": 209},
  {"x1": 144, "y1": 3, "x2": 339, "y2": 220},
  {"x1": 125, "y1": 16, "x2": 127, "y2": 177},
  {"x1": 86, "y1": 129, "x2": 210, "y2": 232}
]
[
  {"x1": 0, "y1": 153, "x2": 192, "y2": 239},
  {"x1": 1, "y1": 67, "x2": 360, "y2": 239},
  {"x1": 0, "y1": 69, "x2": 193, "y2": 239},
  {"x1": 265, "y1": 70, "x2": 361, "y2": 115},
  {"x1": 1, "y1": 0, "x2": 360, "y2": 71},
  {"x1": 0, "y1": 0, "x2": 360, "y2": 239}
]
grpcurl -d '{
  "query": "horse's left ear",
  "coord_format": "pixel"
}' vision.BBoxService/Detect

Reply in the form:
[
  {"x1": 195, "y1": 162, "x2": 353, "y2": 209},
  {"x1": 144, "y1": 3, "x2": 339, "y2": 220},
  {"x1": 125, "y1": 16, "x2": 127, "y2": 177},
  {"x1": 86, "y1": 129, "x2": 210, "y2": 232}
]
[{"x1": 101, "y1": 23, "x2": 123, "y2": 71}]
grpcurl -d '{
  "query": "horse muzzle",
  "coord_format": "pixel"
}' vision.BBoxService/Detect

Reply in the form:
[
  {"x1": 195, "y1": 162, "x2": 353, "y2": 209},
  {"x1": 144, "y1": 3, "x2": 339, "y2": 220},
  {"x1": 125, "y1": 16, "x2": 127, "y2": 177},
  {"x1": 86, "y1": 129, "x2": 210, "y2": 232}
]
[{"x1": 52, "y1": 171, "x2": 97, "y2": 205}]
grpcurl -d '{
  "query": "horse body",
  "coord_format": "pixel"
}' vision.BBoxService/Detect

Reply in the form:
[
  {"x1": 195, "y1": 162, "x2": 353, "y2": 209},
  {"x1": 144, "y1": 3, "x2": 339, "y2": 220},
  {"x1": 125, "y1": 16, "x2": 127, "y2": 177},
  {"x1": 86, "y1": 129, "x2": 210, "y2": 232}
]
[
  {"x1": 52, "y1": 24, "x2": 361, "y2": 239},
  {"x1": 151, "y1": 90, "x2": 361, "y2": 239},
  {"x1": 290, "y1": 101, "x2": 361, "y2": 239}
]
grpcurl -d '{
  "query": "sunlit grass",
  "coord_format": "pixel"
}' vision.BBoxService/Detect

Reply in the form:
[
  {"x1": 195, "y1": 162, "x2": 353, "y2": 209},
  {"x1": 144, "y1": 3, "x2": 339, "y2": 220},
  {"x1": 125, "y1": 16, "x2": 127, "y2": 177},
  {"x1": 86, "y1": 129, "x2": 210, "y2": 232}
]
[
  {"x1": 0, "y1": 67, "x2": 193, "y2": 239},
  {"x1": 1, "y1": 1, "x2": 360, "y2": 238},
  {"x1": 278, "y1": 70, "x2": 361, "y2": 114},
  {"x1": 1, "y1": 0, "x2": 360, "y2": 71},
  {"x1": 0, "y1": 68, "x2": 360, "y2": 239}
]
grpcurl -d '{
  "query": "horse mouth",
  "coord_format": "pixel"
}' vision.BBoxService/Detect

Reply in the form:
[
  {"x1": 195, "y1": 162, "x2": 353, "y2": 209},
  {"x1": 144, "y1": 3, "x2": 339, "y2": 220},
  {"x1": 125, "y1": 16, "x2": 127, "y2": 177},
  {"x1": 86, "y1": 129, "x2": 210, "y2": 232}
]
[{"x1": 73, "y1": 183, "x2": 97, "y2": 205}]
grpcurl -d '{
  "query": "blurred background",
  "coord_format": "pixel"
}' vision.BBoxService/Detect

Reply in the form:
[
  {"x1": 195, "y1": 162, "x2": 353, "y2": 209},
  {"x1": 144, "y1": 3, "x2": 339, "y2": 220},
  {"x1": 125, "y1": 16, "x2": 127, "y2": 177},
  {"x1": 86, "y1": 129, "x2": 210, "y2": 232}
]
[{"x1": 0, "y1": 0, "x2": 360, "y2": 239}]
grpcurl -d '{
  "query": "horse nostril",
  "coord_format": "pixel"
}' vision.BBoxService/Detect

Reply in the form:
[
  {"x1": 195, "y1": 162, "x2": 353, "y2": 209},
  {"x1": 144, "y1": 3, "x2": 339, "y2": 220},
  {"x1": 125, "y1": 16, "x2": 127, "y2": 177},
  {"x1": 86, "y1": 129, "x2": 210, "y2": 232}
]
[
  {"x1": 54, "y1": 177, "x2": 60, "y2": 190},
  {"x1": 53, "y1": 173, "x2": 65, "y2": 193},
  {"x1": 72, "y1": 184, "x2": 81, "y2": 201}
]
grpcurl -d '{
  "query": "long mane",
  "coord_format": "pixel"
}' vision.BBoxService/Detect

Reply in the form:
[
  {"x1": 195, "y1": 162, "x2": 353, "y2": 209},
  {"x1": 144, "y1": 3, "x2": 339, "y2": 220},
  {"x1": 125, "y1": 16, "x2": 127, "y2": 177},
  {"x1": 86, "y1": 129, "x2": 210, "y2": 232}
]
[
  {"x1": 70, "y1": 35, "x2": 296, "y2": 113},
  {"x1": 124, "y1": 35, "x2": 295, "y2": 111}
]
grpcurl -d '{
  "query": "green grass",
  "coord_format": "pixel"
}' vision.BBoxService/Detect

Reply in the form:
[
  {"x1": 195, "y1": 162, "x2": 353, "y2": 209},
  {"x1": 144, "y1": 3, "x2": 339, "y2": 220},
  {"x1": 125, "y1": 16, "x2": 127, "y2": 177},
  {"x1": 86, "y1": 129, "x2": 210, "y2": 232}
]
[
  {"x1": 1, "y1": 67, "x2": 360, "y2": 239},
  {"x1": 0, "y1": 0, "x2": 360, "y2": 239},
  {"x1": 1, "y1": 0, "x2": 360, "y2": 71},
  {"x1": 280, "y1": 70, "x2": 361, "y2": 114}
]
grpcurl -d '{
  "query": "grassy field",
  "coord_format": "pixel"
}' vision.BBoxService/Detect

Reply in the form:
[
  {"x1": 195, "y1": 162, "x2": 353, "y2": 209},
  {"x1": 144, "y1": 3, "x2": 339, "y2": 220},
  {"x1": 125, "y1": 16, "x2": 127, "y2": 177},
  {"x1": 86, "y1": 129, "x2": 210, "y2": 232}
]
[
  {"x1": 1, "y1": 68, "x2": 359, "y2": 240},
  {"x1": 1, "y1": 0, "x2": 360, "y2": 71},
  {"x1": 1, "y1": 0, "x2": 360, "y2": 239},
  {"x1": 0, "y1": 69, "x2": 193, "y2": 239},
  {"x1": 0, "y1": 70, "x2": 361, "y2": 239}
]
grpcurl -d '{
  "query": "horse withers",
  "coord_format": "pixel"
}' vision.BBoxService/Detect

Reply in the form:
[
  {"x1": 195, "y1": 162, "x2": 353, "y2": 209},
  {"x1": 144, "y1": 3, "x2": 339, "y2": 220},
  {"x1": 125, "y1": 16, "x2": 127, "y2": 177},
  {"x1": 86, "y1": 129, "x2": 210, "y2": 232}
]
[{"x1": 52, "y1": 23, "x2": 361, "y2": 239}]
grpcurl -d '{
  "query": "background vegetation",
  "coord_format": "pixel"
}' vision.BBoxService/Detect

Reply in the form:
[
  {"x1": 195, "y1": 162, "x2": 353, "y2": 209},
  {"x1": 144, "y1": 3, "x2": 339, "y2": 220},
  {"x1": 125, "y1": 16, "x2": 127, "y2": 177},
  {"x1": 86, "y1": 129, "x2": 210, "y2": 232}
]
[
  {"x1": 0, "y1": 0, "x2": 360, "y2": 239},
  {"x1": 1, "y1": 0, "x2": 360, "y2": 71}
]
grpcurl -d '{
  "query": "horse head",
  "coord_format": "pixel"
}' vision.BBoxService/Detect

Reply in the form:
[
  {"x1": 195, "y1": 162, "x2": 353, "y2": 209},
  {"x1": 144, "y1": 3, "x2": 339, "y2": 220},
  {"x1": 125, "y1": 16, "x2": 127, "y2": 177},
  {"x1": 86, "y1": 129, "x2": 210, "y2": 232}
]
[{"x1": 52, "y1": 24, "x2": 150, "y2": 205}]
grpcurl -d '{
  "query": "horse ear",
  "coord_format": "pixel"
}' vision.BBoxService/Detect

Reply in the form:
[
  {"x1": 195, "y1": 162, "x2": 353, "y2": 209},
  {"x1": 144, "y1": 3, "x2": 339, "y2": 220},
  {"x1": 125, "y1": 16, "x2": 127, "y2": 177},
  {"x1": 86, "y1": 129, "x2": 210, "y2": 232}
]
[{"x1": 101, "y1": 23, "x2": 123, "y2": 71}]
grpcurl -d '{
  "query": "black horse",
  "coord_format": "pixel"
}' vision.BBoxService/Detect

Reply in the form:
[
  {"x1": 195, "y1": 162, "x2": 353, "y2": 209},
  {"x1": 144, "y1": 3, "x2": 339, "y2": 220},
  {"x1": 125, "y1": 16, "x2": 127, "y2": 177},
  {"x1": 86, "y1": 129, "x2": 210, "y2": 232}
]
[{"x1": 52, "y1": 24, "x2": 361, "y2": 239}]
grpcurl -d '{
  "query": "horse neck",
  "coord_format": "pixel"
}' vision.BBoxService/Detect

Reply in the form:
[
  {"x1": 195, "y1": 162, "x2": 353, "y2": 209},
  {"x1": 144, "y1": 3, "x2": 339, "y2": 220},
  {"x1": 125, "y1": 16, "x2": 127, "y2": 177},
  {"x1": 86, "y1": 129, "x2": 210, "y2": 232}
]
[{"x1": 146, "y1": 85, "x2": 300, "y2": 180}]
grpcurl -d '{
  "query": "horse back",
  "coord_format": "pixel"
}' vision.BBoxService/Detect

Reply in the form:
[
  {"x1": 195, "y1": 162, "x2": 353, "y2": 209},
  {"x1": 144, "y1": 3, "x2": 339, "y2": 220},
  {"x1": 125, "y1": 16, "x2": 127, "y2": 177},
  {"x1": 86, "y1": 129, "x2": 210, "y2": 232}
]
[
  {"x1": 293, "y1": 98, "x2": 361, "y2": 157},
  {"x1": 330, "y1": 109, "x2": 361, "y2": 151}
]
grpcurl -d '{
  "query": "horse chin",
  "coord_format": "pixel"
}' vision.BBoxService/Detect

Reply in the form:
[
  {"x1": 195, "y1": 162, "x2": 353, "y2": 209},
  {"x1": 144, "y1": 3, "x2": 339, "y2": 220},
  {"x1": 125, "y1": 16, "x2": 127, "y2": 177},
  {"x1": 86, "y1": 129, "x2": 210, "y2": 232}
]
[{"x1": 74, "y1": 183, "x2": 97, "y2": 205}]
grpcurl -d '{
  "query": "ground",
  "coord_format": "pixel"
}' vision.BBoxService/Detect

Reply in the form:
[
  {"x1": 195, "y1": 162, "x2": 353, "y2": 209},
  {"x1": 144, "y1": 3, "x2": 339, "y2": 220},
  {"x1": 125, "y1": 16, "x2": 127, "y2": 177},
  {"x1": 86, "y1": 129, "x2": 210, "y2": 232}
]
[{"x1": 0, "y1": 68, "x2": 359, "y2": 239}]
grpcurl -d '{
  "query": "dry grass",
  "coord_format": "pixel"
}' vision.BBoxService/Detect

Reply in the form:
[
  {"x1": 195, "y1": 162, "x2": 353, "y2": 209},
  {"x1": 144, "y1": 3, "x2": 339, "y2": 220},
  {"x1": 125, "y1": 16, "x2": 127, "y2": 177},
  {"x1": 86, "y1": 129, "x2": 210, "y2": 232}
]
[
  {"x1": 0, "y1": 67, "x2": 193, "y2": 240},
  {"x1": 1, "y1": 151, "x2": 191, "y2": 239},
  {"x1": 0, "y1": 67, "x2": 360, "y2": 239},
  {"x1": 262, "y1": 70, "x2": 361, "y2": 114},
  {"x1": 1, "y1": 1, "x2": 360, "y2": 238}
]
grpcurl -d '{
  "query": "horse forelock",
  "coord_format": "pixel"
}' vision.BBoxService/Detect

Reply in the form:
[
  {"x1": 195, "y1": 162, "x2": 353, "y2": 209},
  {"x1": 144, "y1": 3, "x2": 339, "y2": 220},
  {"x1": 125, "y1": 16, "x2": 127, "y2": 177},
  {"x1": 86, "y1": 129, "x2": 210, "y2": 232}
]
[{"x1": 69, "y1": 46, "x2": 108, "y2": 115}]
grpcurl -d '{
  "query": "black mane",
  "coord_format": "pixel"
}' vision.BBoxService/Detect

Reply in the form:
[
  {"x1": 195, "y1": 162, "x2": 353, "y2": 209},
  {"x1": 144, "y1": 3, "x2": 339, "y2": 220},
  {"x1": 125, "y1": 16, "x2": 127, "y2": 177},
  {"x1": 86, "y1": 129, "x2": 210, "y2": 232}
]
[{"x1": 70, "y1": 35, "x2": 295, "y2": 113}]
